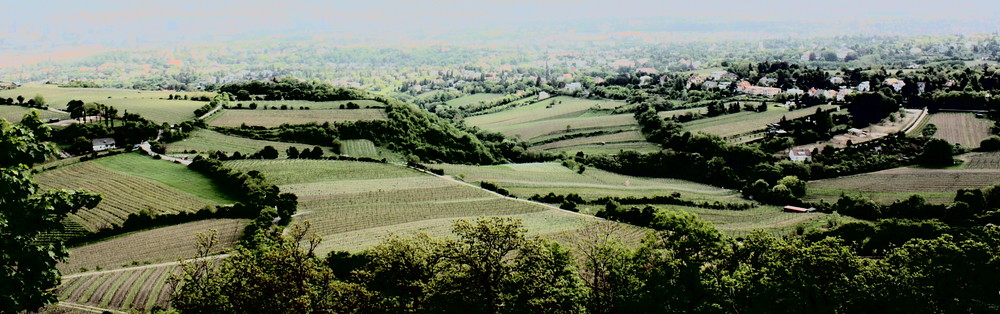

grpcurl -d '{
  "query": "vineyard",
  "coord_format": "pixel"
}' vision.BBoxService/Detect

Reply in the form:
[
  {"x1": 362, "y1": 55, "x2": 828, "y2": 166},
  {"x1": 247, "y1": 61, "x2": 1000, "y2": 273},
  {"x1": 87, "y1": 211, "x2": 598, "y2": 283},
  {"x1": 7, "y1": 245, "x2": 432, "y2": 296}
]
[
  {"x1": 59, "y1": 219, "x2": 247, "y2": 274},
  {"x1": 683, "y1": 104, "x2": 838, "y2": 137},
  {"x1": 807, "y1": 167, "x2": 1000, "y2": 204},
  {"x1": 224, "y1": 159, "x2": 597, "y2": 255},
  {"x1": 34, "y1": 153, "x2": 234, "y2": 232},
  {"x1": 56, "y1": 264, "x2": 177, "y2": 312},
  {"x1": 923, "y1": 112, "x2": 993, "y2": 147},
  {"x1": 339, "y1": 139, "x2": 379, "y2": 158},
  {"x1": 435, "y1": 162, "x2": 742, "y2": 202},
  {"x1": 209, "y1": 108, "x2": 387, "y2": 127},
  {"x1": 166, "y1": 129, "x2": 320, "y2": 156},
  {"x1": 962, "y1": 152, "x2": 1000, "y2": 169}
]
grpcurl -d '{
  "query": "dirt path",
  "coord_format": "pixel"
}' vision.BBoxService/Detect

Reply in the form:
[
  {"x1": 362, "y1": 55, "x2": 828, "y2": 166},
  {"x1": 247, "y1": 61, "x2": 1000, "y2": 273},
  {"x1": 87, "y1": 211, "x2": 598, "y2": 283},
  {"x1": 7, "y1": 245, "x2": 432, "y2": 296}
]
[
  {"x1": 57, "y1": 301, "x2": 126, "y2": 314},
  {"x1": 197, "y1": 104, "x2": 223, "y2": 120},
  {"x1": 903, "y1": 107, "x2": 930, "y2": 134},
  {"x1": 138, "y1": 140, "x2": 192, "y2": 165},
  {"x1": 63, "y1": 254, "x2": 229, "y2": 279}
]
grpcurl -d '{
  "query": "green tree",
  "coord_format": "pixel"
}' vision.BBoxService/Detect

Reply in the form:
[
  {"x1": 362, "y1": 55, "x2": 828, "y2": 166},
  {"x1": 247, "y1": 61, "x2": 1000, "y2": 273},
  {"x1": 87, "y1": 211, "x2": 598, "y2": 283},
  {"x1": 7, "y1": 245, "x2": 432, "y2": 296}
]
[
  {"x1": 31, "y1": 94, "x2": 46, "y2": 108},
  {"x1": 919, "y1": 138, "x2": 954, "y2": 167},
  {"x1": 0, "y1": 116, "x2": 101, "y2": 312},
  {"x1": 286, "y1": 146, "x2": 300, "y2": 159}
]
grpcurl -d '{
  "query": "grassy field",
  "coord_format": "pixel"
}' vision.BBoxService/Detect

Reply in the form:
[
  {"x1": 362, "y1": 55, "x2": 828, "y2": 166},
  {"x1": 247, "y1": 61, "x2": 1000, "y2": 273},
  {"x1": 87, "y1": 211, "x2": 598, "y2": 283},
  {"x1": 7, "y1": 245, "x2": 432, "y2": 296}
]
[
  {"x1": 98, "y1": 98, "x2": 205, "y2": 124},
  {"x1": 59, "y1": 219, "x2": 247, "y2": 274},
  {"x1": 806, "y1": 167, "x2": 1000, "y2": 204},
  {"x1": 166, "y1": 129, "x2": 322, "y2": 157},
  {"x1": 921, "y1": 113, "x2": 993, "y2": 147},
  {"x1": 56, "y1": 264, "x2": 177, "y2": 312},
  {"x1": 435, "y1": 162, "x2": 741, "y2": 202},
  {"x1": 658, "y1": 205, "x2": 827, "y2": 237},
  {"x1": 224, "y1": 159, "x2": 598, "y2": 255},
  {"x1": 464, "y1": 96, "x2": 656, "y2": 153},
  {"x1": 339, "y1": 139, "x2": 379, "y2": 158},
  {"x1": 443, "y1": 93, "x2": 504, "y2": 108},
  {"x1": 657, "y1": 107, "x2": 708, "y2": 119},
  {"x1": 35, "y1": 153, "x2": 235, "y2": 233},
  {"x1": 240, "y1": 99, "x2": 384, "y2": 110},
  {"x1": 0, "y1": 106, "x2": 67, "y2": 123},
  {"x1": 683, "y1": 105, "x2": 838, "y2": 137},
  {"x1": 209, "y1": 108, "x2": 387, "y2": 127},
  {"x1": 0, "y1": 84, "x2": 212, "y2": 123}
]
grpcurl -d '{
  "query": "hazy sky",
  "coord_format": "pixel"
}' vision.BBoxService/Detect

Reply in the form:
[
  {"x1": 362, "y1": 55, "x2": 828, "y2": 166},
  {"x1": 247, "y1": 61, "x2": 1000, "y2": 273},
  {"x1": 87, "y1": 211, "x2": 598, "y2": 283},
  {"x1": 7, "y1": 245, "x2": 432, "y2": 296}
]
[{"x1": 1, "y1": 0, "x2": 998, "y2": 51}]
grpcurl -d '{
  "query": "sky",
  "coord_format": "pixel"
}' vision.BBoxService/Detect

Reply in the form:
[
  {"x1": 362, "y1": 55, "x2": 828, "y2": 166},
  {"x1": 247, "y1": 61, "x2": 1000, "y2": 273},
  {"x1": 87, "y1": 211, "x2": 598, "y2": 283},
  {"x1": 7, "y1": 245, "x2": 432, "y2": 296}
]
[{"x1": 0, "y1": 0, "x2": 998, "y2": 58}]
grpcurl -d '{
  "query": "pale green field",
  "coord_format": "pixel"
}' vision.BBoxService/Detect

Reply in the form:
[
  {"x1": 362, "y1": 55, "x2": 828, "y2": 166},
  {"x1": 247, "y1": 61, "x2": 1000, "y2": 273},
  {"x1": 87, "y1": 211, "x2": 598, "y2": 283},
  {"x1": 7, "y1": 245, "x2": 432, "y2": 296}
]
[
  {"x1": 435, "y1": 162, "x2": 741, "y2": 202},
  {"x1": 224, "y1": 159, "x2": 597, "y2": 255},
  {"x1": 657, "y1": 107, "x2": 708, "y2": 119},
  {"x1": 806, "y1": 167, "x2": 1000, "y2": 204},
  {"x1": 240, "y1": 99, "x2": 384, "y2": 110},
  {"x1": 98, "y1": 98, "x2": 205, "y2": 124},
  {"x1": 0, "y1": 106, "x2": 67, "y2": 123},
  {"x1": 339, "y1": 139, "x2": 379, "y2": 158},
  {"x1": 209, "y1": 108, "x2": 387, "y2": 127},
  {"x1": 166, "y1": 129, "x2": 321, "y2": 157},
  {"x1": 465, "y1": 96, "x2": 627, "y2": 130},
  {"x1": 0, "y1": 84, "x2": 212, "y2": 110},
  {"x1": 443, "y1": 93, "x2": 504, "y2": 107},
  {"x1": 684, "y1": 105, "x2": 838, "y2": 137}
]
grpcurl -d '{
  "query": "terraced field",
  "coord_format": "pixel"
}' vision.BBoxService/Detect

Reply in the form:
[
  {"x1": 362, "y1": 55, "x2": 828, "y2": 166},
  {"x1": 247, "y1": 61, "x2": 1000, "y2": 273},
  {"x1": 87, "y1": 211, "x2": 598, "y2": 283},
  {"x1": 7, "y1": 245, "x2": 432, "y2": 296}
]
[
  {"x1": 224, "y1": 159, "x2": 597, "y2": 255},
  {"x1": 807, "y1": 167, "x2": 1000, "y2": 204},
  {"x1": 59, "y1": 219, "x2": 247, "y2": 274},
  {"x1": 57, "y1": 264, "x2": 177, "y2": 312},
  {"x1": 166, "y1": 129, "x2": 320, "y2": 156},
  {"x1": 209, "y1": 108, "x2": 387, "y2": 127},
  {"x1": 35, "y1": 153, "x2": 235, "y2": 233},
  {"x1": 464, "y1": 96, "x2": 656, "y2": 153},
  {"x1": 683, "y1": 105, "x2": 838, "y2": 137},
  {"x1": 435, "y1": 162, "x2": 742, "y2": 202},
  {"x1": 923, "y1": 112, "x2": 993, "y2": 147},
  {"x1": 0, "y1": 106, "x2": 67, "y2": 122}
]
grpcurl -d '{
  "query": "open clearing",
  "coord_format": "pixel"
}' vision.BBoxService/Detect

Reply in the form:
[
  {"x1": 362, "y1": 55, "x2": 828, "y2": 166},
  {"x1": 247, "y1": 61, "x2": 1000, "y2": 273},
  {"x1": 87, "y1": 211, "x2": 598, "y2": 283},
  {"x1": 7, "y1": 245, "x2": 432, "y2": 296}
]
[
  {"x1": 464, "y1": 96, "x2": 656, "y2": 153},
  {"x1": 0, "y1": 106, "x2": 67, "y2": 122},
  {"x1": 166, "y1": 129, "x2": 321, "y2": 156},
  {"x1": 435, "y1": 162, "x2": 741, "y2": 202},
  {"x1": 209, "y1": 108, "x2": 387, "y2": 127},
  {"x1": 921, "y1": 112, "x2": 993, "y2": 147},
  {"x1": 806, "y1": 167, "x2": 1000, "y2": 204},
  {"x1": 224, "y1": 159, "x2": 598, "y2": 255},
  {"x1": 57, "y1": 264, "x2": 176, "y2": 312},
  {"x1": 339, "y1": 139, "x2": 379, "y2": 158},
  {"x1": 35, "y1": 153, "x2": 235, "y2": 233},
  {"x1": 683, "y1": 105, "x2": 839, "y2": 138},
  {"x1": 59, "y1": 219, "x2": 246, "y2": 274}
]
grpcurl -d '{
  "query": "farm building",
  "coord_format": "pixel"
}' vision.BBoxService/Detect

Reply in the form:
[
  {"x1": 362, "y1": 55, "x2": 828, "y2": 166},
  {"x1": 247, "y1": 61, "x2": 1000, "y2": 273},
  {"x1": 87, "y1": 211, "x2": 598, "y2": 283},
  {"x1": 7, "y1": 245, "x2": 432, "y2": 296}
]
[
  {"x1": 92, "y1": 138, "x2": 117, "y2": 152},
  {"x1": 788, "y1": 148, "x2": 812, "y2": 162},
  {"x1": 783, "y1": 206, "x2": 816, "y2": 213},
  {"x1": 538, "y1": 92, "x2": 551, "y2": 100}
]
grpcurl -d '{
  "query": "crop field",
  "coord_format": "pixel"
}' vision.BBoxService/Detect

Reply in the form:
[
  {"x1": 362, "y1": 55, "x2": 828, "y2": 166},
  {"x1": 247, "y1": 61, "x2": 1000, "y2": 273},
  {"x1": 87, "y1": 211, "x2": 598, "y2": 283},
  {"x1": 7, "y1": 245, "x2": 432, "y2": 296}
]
[
  {"x1": 339, "y1": 139, "x2": 379, "y2": 158},
  {"x1": 35, "y1": 153, "x2": 234, "y2": 232},
  {"x1": 0, "y1": 106, "x2": 67, "y2": 123},
  {"x1": 961, "y1": 152, "x2": 1000, "y2": 169},
  {"x1": 240, "y1": 99, "x2": 384, "y2": 110},
  {"x1": 657, "y1": 107, "x2": 708, "y2": 119},
  {"x1": 683, "y1": 105, "x2": 838, "y2": 137},
  {"x1": 0, "y1": 84, "x2": 212, "y2": 111},
  {"x1": 923, "y1": 113, "x2": 993, "y2": 147},
  {"x1": 97, "y1": 98, "x2": 205, "y2": 124},
  {"x1": 443, "y1": 93, "x2": 504, "y2": 108},
  {"x1": 465, "y1": 96, "x2": 627, "y2": 131},
  {"x1": 57, "y1": 264, "x2": 177, "y2": 312},
  {"x1": 224, "y1": 159, "x2": 597, "y2": 255},
  {"x1": 435, "y1": 162, "x2": 742, "y2": 202},
  {"x1": 166, "y1": 129, "x2": 320, "y2": 156},
  {"x1": 209, "y1": 108, "x2": 387, "y2": 127},
  {"x1": 59, "y1": 219, "x2": 246, "y2": 274},
  {"x1": 806, "y1": 167, "x2": 1000, "y2": 204},
  {"x1": 533, "y1": 130, "x2": 648, "y2": 150}
]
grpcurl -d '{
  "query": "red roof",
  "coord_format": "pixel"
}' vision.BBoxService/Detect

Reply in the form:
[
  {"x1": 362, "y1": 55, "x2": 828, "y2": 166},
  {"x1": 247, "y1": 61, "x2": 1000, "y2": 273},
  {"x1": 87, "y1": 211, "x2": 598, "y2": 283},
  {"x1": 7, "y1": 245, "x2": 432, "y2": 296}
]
[{"x1": 783, "y1": 206, "x2": 814, "y2": 213}]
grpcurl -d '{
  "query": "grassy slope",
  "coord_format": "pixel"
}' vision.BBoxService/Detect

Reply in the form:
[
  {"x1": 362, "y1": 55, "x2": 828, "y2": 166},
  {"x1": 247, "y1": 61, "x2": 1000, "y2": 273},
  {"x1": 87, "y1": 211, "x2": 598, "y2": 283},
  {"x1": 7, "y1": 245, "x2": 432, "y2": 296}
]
[
  {"x1": 443, "y1": 93, "x2": 504, "y2": 107},
  {"x1": 92, "y1": 153, "x2": 235, "y2": 203},
  {"x1": 0, "y1": 106, "x2": 67, "y2": 122},
  {"x1": 209, "y1": 108, "x2": 387, "y2": 127},
  {"x1": 166, "y1": 129, "x2": 323, "y2": 156},
  {"x1": 806, "y1": 166, "x2": 1000, "y2": 204},
  {"x1": 683, "y1": 104, "x2": 838, "y2": 137}
]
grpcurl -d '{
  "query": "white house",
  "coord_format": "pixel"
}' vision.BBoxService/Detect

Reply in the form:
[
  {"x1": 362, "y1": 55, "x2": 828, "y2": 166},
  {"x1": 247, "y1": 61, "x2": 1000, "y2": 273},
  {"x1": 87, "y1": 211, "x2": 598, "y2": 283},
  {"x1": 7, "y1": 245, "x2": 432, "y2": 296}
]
[
  {"x1": 92, "y1": 138, "x2": 117, "y2": 152},
  {"x1": 564, "y1": 82, "x2": 582, "y2": 92},
  {"x1": 785, "y1": 88, "x2": 805, "y2": 96},
  {"x1": 788, "y1": 148, "x2": 812, "y2": 162},
  {"x1": 857, "y1": 81, "x2": 871, "y2": 92},
  {"x1": 538, "y1": 92, "x2": 551, "y2": 100}
]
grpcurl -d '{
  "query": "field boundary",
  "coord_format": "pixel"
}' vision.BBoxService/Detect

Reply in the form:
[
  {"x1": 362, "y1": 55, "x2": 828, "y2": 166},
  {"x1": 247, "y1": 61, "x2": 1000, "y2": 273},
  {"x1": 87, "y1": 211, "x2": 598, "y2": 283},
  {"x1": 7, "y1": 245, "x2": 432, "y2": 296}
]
[
  {"x1": 902, "y1": 107, "x2": 929, "y2": 134},
  {"x1": 57, "y1": 301, "x2": 126, "y2": 314}
]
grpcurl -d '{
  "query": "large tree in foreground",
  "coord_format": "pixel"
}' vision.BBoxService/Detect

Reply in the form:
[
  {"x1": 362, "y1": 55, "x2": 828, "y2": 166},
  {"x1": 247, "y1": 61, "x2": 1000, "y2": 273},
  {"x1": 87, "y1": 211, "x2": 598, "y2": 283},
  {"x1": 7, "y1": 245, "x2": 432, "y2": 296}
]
[{"x1": 0, "y1": 112, "x2": 101, "y2": 312}]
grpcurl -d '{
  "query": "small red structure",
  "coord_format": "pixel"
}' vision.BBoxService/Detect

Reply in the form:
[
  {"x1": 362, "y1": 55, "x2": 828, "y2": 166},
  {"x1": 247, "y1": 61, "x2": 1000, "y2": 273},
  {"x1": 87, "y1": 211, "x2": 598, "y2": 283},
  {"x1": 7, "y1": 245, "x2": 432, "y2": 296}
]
[{"x1": 783, "y1": 206, "x2": 816, "y2": 213}]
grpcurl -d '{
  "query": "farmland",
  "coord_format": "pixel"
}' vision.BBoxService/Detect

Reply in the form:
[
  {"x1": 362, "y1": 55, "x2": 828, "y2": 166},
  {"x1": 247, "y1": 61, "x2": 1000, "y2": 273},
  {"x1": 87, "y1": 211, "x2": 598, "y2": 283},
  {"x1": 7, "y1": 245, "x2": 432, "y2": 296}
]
[
  {"x1": 97, "y1": 98, "x2": 206, "y2": 124},
  {"x1": 443, "y1": 93, "x2": 504, "y2": 107},
  {"x1": 166, "y1": 129, "x2": 321, "y2": 156},
  {"x1": 339, "y1": 139, "x2": 379, "y2": 158},
  {"x1": 434, "y1": 162, "x2": 742, "y2": 202},
  {"x1": 0, "y1": 84, "x2": 211, "y2": 115},
  {"x1": 922, "y1": 112, "x2": 993, "y2": 147},
  {"x1": 59, "y1": 219, "x2": 246, "y2": 274},
  {"x1": 683, "y1": 104, "x2": 838, "y2": 138},
  {"x1": 34, "y1": 153, "x2": 234, "y2": 232},
  {"x1": 224, "y1": 159, "x2": 597, "y2": 255},
  {"x1": 0, "y1": 106, "x2": 67, "y2": 122},
  {"x1": 806, "y1": 167, "x2": 1000, "y2": 204},
  {"x1": 208, "y1": 108, "x2": 387, "y2": 127},
  {"x1": 238, "y1": 99, "x2": 384, "y2": 110},
  {"x1": 56, "y1": 264, "x2": 177, "y2": 312},
  {"x1": 463, "y1": 96, "x2": 656, "y2": 153},
  {"x1": 961, "y1": 151, "x2": 1000, "y2": 169}
]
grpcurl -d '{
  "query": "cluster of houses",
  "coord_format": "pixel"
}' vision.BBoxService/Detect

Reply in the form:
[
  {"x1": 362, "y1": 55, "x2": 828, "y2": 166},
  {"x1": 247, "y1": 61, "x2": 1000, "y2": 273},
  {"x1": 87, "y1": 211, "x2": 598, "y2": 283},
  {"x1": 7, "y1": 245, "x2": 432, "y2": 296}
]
[{"x1": 0, "y1": 82, "x2": 19, "y2": 90}]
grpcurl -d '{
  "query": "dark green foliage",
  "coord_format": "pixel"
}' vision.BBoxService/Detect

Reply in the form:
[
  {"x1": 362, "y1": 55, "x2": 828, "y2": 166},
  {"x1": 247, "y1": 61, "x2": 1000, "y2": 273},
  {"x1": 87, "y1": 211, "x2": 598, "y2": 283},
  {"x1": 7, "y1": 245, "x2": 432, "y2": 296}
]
[
  {"x1": 979, "y1": 135, "x2": 1000, "y2": 151},
  {"x1": 919, "y1": 138, "x2": 955, "y2": 167}
]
